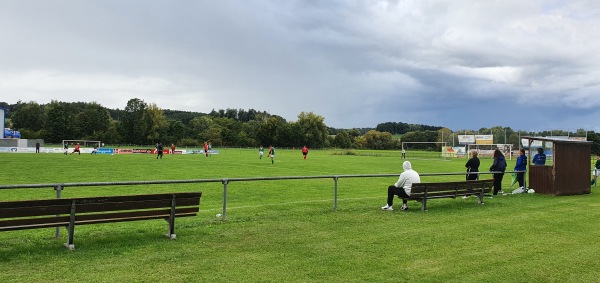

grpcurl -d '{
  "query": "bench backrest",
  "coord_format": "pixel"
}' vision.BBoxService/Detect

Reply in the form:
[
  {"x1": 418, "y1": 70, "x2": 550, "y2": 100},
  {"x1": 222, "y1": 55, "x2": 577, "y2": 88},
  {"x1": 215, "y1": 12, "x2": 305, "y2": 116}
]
[
  {"x1": 410, "y1": 179, "x2": 493, "y2": 199},
  {"x1": 0, "y1": 192, "x2": 202, "y2": 232}
]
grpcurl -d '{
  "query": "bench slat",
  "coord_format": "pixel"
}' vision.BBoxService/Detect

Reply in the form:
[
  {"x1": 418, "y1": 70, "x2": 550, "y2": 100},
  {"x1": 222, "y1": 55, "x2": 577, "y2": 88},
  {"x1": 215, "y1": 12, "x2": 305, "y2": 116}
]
[
  {"x1": 0, "y1": 194, "x2": 201, "y2": 218},
  {"x1": 0, "y1": 207, "x2": 199, "y2": 231},
  {"x1": 0, "y1": 192, "x2": 201, "y2": 209},
  {"x1": 402, "y1": 179, "x2": 494, "y2": 211}
]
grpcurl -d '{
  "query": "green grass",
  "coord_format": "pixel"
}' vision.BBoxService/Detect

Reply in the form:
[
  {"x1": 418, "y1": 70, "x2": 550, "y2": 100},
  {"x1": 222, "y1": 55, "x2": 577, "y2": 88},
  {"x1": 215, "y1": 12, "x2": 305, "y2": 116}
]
[{"x1": 1, "y1": 149, "x2": 599, "y2": 282}]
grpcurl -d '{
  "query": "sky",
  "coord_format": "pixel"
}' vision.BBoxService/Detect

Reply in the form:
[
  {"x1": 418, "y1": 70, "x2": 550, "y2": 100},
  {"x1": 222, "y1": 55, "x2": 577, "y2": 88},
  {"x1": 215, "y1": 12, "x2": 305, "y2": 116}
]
[{"x1": 1, "y1": 0, "x2": 600, "y2": 132}]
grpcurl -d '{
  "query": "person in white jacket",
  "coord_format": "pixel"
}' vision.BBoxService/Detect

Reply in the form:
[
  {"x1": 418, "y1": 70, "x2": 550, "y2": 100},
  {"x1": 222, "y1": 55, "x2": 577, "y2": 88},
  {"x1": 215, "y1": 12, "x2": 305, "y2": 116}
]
[{"x1": 382, "y1": 161, "x2": 420, "y2": 211}]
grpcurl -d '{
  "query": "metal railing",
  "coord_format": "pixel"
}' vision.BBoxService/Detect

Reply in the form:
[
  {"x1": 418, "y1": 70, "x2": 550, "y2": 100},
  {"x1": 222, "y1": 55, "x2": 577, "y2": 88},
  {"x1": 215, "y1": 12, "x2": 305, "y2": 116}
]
[{"x1": 0, "y1": 171, "x2": 513, "y2": 222}]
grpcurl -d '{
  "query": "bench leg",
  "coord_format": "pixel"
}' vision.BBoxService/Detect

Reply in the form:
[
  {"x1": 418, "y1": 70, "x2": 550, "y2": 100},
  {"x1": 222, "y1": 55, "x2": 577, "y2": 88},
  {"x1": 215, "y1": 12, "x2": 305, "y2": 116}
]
[
  {"x1": 477, "y1": 191, "x2": 484, "y2": 205},
  {"x1": 421, "y1": 199, "x2": 427, "y2": 211},
  {"x1": 164, "y1": 196, "x2": 177, "y2": 240},
  {"x1": 65, "y1": 201, "x2": 76, "y2": 250}
]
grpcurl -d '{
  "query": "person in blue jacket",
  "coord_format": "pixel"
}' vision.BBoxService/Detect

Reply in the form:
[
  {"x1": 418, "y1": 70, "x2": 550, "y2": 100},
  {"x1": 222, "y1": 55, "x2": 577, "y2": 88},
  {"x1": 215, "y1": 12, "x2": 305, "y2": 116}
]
[
  {"x1": 532, "y1": 147, "x2": 546, "y2": 165},
  {"x1": 514, "y1": 148, "x2": 527, "y2": 189}
]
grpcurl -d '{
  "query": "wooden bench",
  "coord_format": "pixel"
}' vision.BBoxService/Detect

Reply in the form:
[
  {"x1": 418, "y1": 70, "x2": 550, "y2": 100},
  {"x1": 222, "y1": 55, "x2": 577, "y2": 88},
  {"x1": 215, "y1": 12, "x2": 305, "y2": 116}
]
[
  {"x1": 402, "y1": 179, "x2": 493, "y2": 211},
  {"x1": 0, "y1": 192, "x2": 202, "y2": 250}
]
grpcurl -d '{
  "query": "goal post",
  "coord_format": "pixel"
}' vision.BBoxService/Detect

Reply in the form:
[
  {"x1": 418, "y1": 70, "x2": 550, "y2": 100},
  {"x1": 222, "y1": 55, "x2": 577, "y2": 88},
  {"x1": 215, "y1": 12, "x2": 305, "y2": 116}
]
[{"x1": 62, "y1": 140, "x2": 102, "y2": 148}]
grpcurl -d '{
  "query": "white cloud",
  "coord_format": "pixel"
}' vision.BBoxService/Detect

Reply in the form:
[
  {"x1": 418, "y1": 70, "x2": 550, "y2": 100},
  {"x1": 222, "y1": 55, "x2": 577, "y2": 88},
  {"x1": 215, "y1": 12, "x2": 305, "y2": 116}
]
[{"x1": 1, "y1": 0, "x2": 600, "y2": 130}]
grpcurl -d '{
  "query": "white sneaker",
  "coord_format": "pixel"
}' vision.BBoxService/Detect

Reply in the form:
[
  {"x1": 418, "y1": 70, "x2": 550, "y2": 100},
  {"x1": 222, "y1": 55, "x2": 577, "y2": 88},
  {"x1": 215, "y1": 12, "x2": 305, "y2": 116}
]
[
  {"x1": 381, "y1": 205, "x2": 393, "y2": 211},
  {"x1": 462, "y1": 195, "x2": 470, "y2": 199},
  {"x1": 401, "y1": 204, "x2": 409, "y2": 210}
]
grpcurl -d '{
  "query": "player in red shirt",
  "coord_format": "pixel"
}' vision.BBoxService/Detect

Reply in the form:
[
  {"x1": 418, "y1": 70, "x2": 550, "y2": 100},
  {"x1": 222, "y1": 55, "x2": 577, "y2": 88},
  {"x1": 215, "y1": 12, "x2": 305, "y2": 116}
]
[
  {"x1": 203, "y1": 142, "x2": 209, "y2": 157},
  {"x1": 70, "y1": 143, "x2": 81, "y2": 155},
  {"x1": 302, "y1": 146, "x2": 308, "y2": 160}
]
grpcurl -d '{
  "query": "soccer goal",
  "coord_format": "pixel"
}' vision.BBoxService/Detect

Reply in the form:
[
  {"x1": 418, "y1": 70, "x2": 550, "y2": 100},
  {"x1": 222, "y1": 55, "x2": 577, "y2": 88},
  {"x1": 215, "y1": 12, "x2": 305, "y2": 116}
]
[
  {"x1": 401, "y1": 142, "x2": 449, "y2": 160},
  {"x1": 62, "y1": 140, "x2": 102, "y2": 149}
]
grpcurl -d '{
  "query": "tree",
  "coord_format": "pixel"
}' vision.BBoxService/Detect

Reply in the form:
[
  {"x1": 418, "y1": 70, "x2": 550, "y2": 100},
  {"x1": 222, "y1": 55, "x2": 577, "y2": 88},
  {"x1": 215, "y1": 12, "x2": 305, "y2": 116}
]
[
  {"x1": 144, "y1": 103, "x2": 168, "y2": 144},
  {"x1": 10, "y1": 101, "x2": 46, "y2": 132},
  {"x1": 257, "y1": 116, "x2": 285, "y2": 146},
  {"x1": 296, "y1": 112, "x2": 328, "y2": 148},
  {"x1": 44, "y1": 102, "x2": 74, "y2": 143},
  {"x1": 363, "y1": 130, "x2": 397, "y2": 149},
  {"x1": 334, "y1": 130, "x2": 353, "y2": 149},
  {"x1": 76, "y1": 103, "x2": 110, "y2": 139},
  {"x1": 120, "y1": 98, "x2": 147, "y2": 145}
]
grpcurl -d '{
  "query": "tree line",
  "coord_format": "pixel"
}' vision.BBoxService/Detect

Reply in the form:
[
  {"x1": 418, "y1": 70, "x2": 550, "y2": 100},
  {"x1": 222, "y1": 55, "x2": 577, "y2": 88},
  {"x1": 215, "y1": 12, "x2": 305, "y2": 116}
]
[{"x1": 2, "y1": 99, "x2": 599, "y2": 154}]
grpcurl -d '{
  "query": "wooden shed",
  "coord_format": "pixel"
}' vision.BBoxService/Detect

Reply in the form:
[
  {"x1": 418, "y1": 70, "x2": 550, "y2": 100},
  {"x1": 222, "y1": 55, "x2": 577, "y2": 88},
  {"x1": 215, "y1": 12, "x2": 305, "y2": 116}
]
[{"x1": 524, "y1": 136, "x2": 592, "y2": 196}]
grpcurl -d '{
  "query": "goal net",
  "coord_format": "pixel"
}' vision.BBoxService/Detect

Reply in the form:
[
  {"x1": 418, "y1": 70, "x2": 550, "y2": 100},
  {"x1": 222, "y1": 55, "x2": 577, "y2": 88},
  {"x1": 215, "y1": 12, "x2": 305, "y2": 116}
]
[
  {"x1": 62, "y1": 140, "x2": 102, "y2": 149},
  {"x1": 402, "y1": 142, "x2": 449, "y2": 160}
]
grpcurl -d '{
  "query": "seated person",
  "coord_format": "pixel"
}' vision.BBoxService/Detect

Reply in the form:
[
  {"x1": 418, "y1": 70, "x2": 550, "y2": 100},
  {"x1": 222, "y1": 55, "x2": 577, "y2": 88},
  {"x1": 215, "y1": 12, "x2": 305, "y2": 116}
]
[{"x1": 532, "y1": 148, "x2": 546, "y2": 165}]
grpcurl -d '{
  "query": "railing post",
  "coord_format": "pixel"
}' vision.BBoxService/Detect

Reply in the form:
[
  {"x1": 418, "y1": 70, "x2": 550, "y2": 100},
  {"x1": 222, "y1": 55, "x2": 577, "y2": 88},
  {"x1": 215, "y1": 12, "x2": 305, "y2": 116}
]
[
  {"x1": 222, "y1": 179, "x2": 228, "y2": 222},
  {"x1": 333, "y1": 176, "x2": 339, "y2": 211},
  {"x1": 54, "y1": 185, "x2": 63, "y2": 238}
]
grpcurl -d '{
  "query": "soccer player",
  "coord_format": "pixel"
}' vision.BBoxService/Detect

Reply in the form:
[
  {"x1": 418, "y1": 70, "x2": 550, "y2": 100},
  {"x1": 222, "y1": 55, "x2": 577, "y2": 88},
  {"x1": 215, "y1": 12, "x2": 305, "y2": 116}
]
[
  {"x1": 156, "y1": 143, "x2": 164, "y2": 159},
  {"x1": 268, "y1": 146, "x2": 275, "y2": 165},
  {"x1": 171, "y1": 144, "x2": 176, "y2": 154},
  {"x1": 259, "y1": 145, "x2": 264, "y2": 159},
  {"x1": 302, "y1": 146, "x2": 308, "y2": 160},
  {"x1": 70, "y1": 143, "x2": 81, "y2": 155},
  {"x1": 203, "y1": 142, "x2": 209, "y2": 157}
]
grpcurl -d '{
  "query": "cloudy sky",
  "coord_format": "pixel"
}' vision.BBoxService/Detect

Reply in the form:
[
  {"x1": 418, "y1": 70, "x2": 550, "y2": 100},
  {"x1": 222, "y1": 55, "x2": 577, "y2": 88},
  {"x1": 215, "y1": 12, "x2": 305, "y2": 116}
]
[{"x1": 1, "y1": 0, "x2": 599, "y2": 132}]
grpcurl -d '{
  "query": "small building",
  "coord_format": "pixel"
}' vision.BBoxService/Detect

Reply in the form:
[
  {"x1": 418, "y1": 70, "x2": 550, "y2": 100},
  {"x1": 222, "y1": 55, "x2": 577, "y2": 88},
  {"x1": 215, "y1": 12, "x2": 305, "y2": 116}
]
[{"x1": 524, "y1": 136, "x2": 592, "y2": 196}]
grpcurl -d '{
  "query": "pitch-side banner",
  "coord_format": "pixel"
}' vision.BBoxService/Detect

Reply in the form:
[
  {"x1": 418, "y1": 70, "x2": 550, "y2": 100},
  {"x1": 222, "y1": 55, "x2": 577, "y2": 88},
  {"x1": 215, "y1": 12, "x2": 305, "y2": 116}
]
[
  {"x1": 475, "y1": 135, "x2": 493, "y2": 144},
  {"x1": 458, "y1": 135, "x2": 475, "y2": 145}
]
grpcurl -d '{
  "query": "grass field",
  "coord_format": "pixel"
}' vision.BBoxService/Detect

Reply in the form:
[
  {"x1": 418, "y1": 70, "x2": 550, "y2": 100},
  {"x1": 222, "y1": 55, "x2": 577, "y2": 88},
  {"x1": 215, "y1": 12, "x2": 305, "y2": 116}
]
[{"x1": 1, "y1": 149, "x2": 599, "y2": 282}]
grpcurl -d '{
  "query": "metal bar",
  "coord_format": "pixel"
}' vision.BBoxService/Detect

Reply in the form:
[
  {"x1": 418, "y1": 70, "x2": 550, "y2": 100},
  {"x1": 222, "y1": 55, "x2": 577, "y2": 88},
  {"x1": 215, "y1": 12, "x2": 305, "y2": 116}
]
[
  {"x1": 222, "y1": 179, "x2": 228, "y2": 222},
  {"x1": 333, "y1": 176, "x2": 338, "y2": 211},
  {"x1": 0, "y1": 171, "x2": 522, "y2": 191},
  {"x1": 54, "y1": 185, "x2": 62, "y2": 239}
]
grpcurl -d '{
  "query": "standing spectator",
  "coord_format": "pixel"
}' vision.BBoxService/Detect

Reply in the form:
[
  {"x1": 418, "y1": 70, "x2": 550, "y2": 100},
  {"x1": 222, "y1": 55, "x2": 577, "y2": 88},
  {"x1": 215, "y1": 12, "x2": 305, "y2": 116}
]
[
  {"x1": 171, "y1": 144, "x2": 176, "y2": 154},
  {"x1": 489, "y1": 149, "x2": 507, "y2": 196},
  {"x1": 259, "y1": 145, "x2": 264, "y2": 159},
  {"x1": 156, "y1": 143, "x2": 164, "y2": 159},
  {"x1": 35, "y1": 141, "x2": 40, "y2": 153},
  {"x1": 382, "y1": 161, "x2": 420, "y2": 211},
  {"x1": 532, "y1": 148, "x2": 546, "y2": 165},
  {"x1": 203, "y1": 142, "x2": 209, "y2": 157},
  {"x1": 70, "y1": 143, "x2": 81, "y2": 155},
  {"x1": 514, "y1": 149, "x2": 527, "y2": 190},
  {"x1": 465, "y1": 150, "x2": 480, "y2": 181},
  {"x1": 268, "y1": 146, "x2": 275, "y2": 165},
  {"x1": 302, "y1": 146, "x2": 309, "y2": 160}
]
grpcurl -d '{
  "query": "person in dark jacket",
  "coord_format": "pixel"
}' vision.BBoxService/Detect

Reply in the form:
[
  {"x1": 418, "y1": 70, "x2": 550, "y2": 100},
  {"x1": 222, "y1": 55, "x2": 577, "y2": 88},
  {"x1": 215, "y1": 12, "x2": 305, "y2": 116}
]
[
  {"x1": 490, "y1": 149, "x2": 507, "y2": 196},
  {"x1": 532, "y1": 147, "x2": 546, "y2": 165},
  {"x1": 514, "y1": 148, "x2": 527, "y2": 189},
  {"x1": 465, "y1": 150, "x2": 480, "y2": 181}
]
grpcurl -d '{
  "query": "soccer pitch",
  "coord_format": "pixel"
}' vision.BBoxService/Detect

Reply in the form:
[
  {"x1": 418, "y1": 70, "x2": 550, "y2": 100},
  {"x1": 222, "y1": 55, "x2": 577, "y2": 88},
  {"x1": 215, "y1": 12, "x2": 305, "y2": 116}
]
[{"x1": 1, "y1": 149, "x2": 599, "y2": 282}]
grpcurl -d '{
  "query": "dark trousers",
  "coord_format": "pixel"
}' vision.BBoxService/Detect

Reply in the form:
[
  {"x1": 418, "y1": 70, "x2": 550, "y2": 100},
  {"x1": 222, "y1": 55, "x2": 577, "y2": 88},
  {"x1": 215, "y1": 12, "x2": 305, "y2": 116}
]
[
  {"x1": 466, "y1": 170, "x2": 479, "y2": 181},
  {"x1": 516, "y1": 172, "x2": 525, "y2": 187},
  {"x1": 387, "y1": 186, "x2": 409, "y2": 206},
  {"x1": 493, "y1": 172, "x2": 504, "y2": 195}
]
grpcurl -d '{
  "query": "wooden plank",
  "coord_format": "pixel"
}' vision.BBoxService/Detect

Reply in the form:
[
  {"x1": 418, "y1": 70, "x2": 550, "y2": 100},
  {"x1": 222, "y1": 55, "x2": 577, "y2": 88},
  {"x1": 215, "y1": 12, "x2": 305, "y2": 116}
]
[
  {"x1": 0, "y1": 193, "x2": 201, "y2": 218},
  {"x1": 0, "y1": 192, "x2": 201, "y2": 231},
  {"x1": 0, "y1": 207, "x2": 199, "y2": 231},
  {"x1": 0, "y1": 192, "x2": 201, "y2": 209}
]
